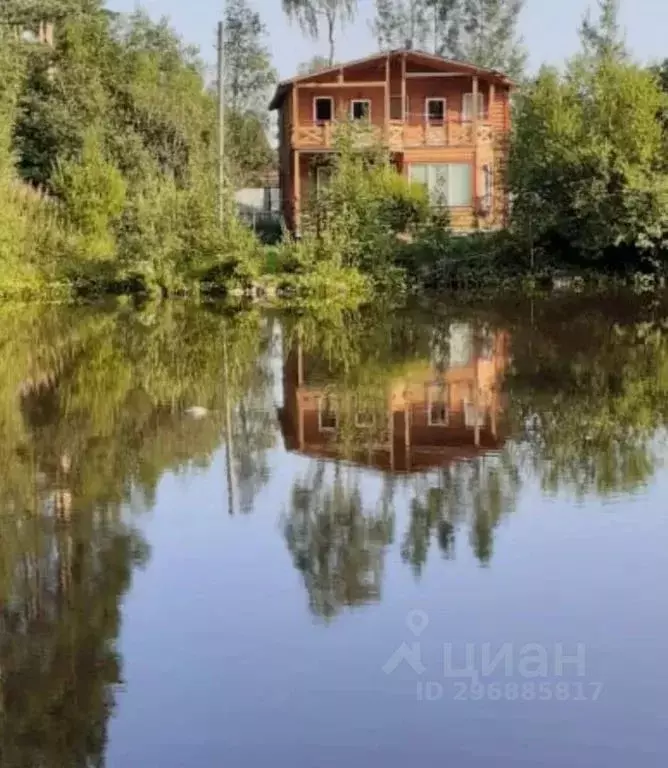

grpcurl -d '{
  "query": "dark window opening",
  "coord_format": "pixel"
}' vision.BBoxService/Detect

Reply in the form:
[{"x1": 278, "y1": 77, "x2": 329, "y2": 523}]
[
  {"x1": 314, "y1": 97, "x2": 333, "y2": 122},
  {"x1": 427, "y1": 99, "x2": 446, "y2": 123},
  {"x1": 351, "y1": 100, "x2": 371, "y2": 121}
]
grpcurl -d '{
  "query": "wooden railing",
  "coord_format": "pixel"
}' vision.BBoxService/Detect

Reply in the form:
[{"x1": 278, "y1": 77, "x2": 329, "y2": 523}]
[{"x1": 292, "y1": 120, "x2": 495, "y2": 151}]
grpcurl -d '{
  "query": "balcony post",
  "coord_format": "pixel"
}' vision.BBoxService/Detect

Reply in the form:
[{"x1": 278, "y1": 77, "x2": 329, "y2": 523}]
[
  {"x1": 293, "y1": 149, "x2": 300, "y2": 234},
  {"x1": 472, "y1": 75, "x2": 479, "y2": 206},
  {"x1": 385, "y1": 53, "x2": 390, "y2": 142},
  {"x1": 401, "y1": 52, "x2": 407, "y2": 121}
]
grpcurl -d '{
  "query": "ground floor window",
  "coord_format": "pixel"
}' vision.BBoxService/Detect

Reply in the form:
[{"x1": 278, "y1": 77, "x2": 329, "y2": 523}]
[{"x1": 408, "y1": 163, "x2": 473, "y2": 206}]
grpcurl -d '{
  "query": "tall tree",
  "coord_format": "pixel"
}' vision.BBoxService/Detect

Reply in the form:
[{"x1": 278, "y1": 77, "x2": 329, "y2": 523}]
[
  {"x1": 373, "y1": 0, "x2": 460, "y2": 55},
  {"x1": 282, "y1": 0, "x2": 357, "y2": 65},
  {"x1": 224, "y1": 0, "x2": 277, "y2": 117},
  {"x1": 509, "y1": 0, "x2": 667, "y2": 266},
  {"x1": 373, "y1": 0, "x2": 431, "y2": 51},
  {"x1": 449, "y1": 0, "x2": 526, "y2": 79},
  {"x1": 580, "y1": 0, "x2": 626, "y2": 61}
]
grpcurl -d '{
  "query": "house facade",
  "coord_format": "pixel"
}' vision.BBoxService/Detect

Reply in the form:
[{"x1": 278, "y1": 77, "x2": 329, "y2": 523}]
[{"x1": 269, "y1": 49, "x2": 514, "y2": 234}]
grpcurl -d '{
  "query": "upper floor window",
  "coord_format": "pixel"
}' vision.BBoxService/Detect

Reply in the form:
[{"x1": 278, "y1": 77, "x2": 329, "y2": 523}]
[
  {"x1": 351, "y1": 99, "x2": 371, "y2": 121},
  {"x1": 314, "y1": 96, "x2": 333, "y2": 123},
  {"x1": 462, "y1": 92, "x2": 485, "y2": 121},
  {"x1": 426, "y1": 98, "x2": 446, "y2": 124}
]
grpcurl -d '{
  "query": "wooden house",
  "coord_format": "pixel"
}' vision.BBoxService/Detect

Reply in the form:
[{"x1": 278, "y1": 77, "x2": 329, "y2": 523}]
[{"x1": 269, "y1": 48, "x2": 514, "y2": 234}]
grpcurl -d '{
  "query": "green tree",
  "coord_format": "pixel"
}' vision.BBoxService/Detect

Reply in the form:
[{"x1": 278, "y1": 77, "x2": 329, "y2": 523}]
[
  {"x1": 580, "y1": 0, "x2": 626, "y2": 61},
  {"x1": 53, "y1": 128, "x2": 126, "y2": 262},
  {"x1": 224, "y1": 0, "x2": 277, "y2": 116},
  {"x1": 373, "y1": 0, "x2": 432, "y2": 51},
  {"x1": 450, "y1": 0, "x2": 526, "y2": 78},
  {"x1": 509, "y1": 0, "x2": 668, "y2": 267},
  {"x1": 282, "y1": 0, "x2": 358, "y2": 65}
]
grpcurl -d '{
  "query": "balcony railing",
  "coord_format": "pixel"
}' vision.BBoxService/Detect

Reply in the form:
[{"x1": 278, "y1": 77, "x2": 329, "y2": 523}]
[{"x1": 292, "y1": 119, "x2": 495, "y2": 151}]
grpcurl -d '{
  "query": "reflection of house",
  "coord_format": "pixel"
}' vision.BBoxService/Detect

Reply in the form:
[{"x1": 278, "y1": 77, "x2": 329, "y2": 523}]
[{"x1": 278, "y1": 324, "x2": 509, "y2": 473}]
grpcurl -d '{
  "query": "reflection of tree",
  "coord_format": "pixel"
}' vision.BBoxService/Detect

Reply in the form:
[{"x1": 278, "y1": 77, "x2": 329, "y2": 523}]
[
  {"x1": 0, "y1": 510, "x2": 148, "y2": 768},
  {"x1": 284, "y1": 463, "x2": 394, "y2": 620},
  {"x1": 0, "y1": 301, "x2": 275, "y2": 765},
  {"x1": 505, "y1": 301, "x2": 668, "y2": 498},
  {"x1": 402, "y1": 450, "x2": 521, "y2": 573}
]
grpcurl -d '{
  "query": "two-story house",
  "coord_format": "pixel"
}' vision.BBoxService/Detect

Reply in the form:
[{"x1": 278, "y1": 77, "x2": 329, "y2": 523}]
[{"x1": 270, "y1": 48, "x2": 514, "y2": 234}]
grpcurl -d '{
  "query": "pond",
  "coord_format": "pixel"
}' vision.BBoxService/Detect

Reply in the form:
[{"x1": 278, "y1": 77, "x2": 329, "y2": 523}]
[{"x1": 0, "y1": 294, "x2": 666, "y2": 767}]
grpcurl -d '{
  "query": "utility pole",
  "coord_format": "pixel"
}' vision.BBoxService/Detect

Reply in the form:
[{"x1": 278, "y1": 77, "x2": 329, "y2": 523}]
[{"x1": 217, "y1": 18, "x2": 225, "y2": 226}]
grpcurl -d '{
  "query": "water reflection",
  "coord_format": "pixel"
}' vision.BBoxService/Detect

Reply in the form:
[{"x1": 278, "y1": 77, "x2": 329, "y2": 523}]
[
  {"x1": 0, "y1": 302, "x2": 271, "y2": 766},
  {"x1": 0, "y1": 296, "x2": 667, "y2": 760}
]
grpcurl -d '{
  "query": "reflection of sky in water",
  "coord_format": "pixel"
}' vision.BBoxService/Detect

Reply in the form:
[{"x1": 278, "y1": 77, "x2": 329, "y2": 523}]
[{"x1": 1, "y1": 300, "x2": 666, "y2": 768}]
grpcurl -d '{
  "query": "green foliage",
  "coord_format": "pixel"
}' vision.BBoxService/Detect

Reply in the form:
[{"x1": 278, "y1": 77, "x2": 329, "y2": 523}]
[
  {"x1": 225, "y1": 0, "x2": 277, "y2": 116},
  {"x1": 53, "y1": 129, "x2": 126, "y2": 262},
  {"x1": 0, "y1": 1, "x2": 266, "y2": 297},
  {"x1": 280, "y1": 122, "x2": 430, "y2": 294},
  {"x1": 372, "y1": 0, "x2": 525, "y2": 78},
  {"x1": 510, "y1": 1, "x2": 668, "y2": 269}
]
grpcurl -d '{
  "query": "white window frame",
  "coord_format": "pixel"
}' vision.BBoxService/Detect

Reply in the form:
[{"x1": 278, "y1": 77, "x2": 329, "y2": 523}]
[
  {"x1": 318, "y1": 395, "x2": 338, "y2": 432},
  {"x1": 313, "y1": 96, "x2": 334, "y2": 123},
  {"x1": 350, "y1": 99, "x2": 372, "y2": 121},
  {"x1": 425, "y1": 97, "x2": 447, "y2": 124},
  {"x1": 426, "y1": 383, "x2": 449, "y2": 427}
]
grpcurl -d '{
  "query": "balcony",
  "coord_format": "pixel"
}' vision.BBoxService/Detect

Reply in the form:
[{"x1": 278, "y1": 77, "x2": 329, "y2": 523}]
[{"x1": 291, "y1": 120, "x2": 495, "y2": 152}]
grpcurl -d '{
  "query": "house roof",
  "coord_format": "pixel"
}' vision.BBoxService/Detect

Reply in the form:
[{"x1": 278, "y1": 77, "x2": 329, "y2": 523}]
[{"x1": 269, "y1": 48, "x2": 514, "y2": 110}]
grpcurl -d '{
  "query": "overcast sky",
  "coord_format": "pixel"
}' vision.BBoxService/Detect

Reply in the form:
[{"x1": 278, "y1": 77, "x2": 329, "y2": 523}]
[{"x1": 108, "y1": 0, "x2": 668, "y2": 78}]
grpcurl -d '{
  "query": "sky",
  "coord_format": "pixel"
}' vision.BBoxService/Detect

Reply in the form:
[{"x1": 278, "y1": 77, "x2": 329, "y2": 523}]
[{"x1": 107, "y1": 0, "x2": 668, "y2": 79}]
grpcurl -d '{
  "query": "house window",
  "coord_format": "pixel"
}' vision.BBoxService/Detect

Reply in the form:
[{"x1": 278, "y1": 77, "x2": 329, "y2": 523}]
[
  {"x1": 426, "y1": 98, "x2": 446, "y2": 124},
  {"x1": 314, "y1": 96, "x2": 333, "y2": 123},
  {"x1": 318, "y1": 396, "x2": 338, "y2": 431},
  {"x1": 462, "y1": 92, "x2": 486, "y2": 121},
  {"x1": 427, "y1": 383, "x2": 449, "y2": 426},
  {"x1": 351, "y1": 99, "x2": 371, "y2": 121},
  {"x1": 409, "y1": 163, "x2": 473, "y2": 207}
]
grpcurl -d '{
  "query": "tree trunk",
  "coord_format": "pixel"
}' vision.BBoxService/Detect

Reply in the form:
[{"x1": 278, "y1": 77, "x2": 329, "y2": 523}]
[{"x1": 327, "y1": 11, "x2": 335, "y2": 65}]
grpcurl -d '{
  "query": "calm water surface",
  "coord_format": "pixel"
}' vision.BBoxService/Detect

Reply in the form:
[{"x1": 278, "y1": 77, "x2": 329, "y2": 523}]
[{"x1": 0, "y1": 294, "x2": 666, "y2": 767}]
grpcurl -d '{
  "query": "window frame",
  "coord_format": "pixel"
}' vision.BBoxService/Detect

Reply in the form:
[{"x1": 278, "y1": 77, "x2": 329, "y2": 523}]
[
  {"x1": 425, "y1": 97, "x2": 447, "y2": 124},
  {"x1": 313, "y1": 96, "x2": 334, "y2": 124},
  {"x1": 350, "y1": 99, "x2": 372, "y2": 121}
]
